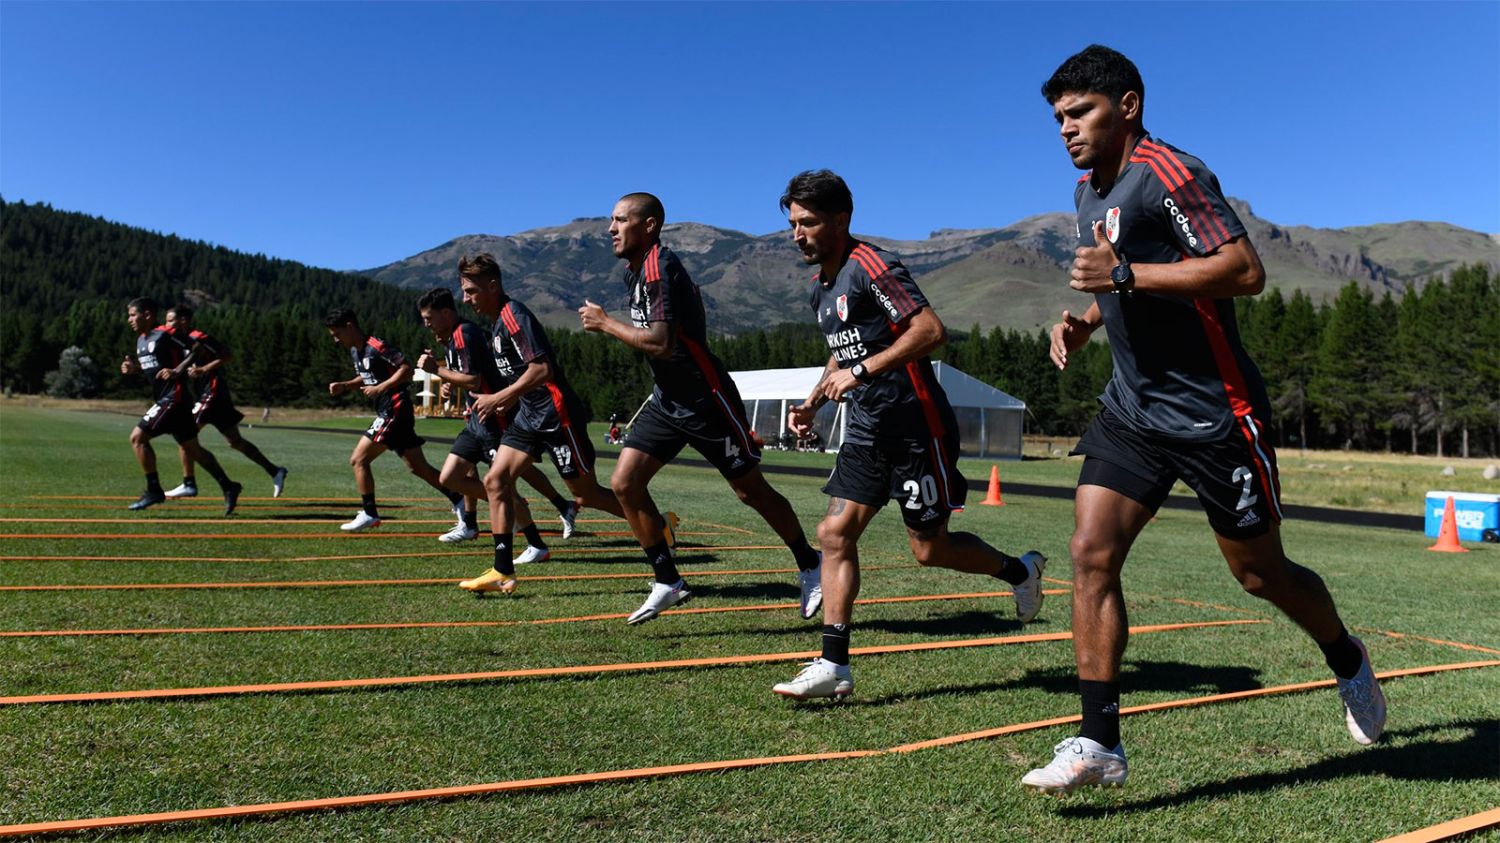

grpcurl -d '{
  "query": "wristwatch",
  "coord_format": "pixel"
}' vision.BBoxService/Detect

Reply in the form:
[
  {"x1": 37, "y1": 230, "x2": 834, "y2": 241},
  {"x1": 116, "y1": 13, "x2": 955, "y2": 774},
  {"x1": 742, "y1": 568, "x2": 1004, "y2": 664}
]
[
  {"x1": 851, "y1": 362, "x2": 873, "y2": 383},
  {"x1": 1110, "y1": 255, "x2": 1135, "y2": 294}
]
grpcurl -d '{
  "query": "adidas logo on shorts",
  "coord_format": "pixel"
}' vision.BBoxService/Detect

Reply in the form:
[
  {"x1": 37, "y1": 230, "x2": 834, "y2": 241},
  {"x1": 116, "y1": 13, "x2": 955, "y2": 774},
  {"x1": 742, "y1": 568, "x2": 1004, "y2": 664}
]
[{"x1": 1236, "y1": 510, "x2": 1261, "y2": 529}]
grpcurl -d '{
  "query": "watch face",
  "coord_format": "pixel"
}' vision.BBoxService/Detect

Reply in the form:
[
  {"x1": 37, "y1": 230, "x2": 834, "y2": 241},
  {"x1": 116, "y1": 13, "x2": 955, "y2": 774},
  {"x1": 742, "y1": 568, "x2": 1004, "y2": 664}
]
[{"x1": 1111, "y1": 264, "x2": 1129, "y2": 283}]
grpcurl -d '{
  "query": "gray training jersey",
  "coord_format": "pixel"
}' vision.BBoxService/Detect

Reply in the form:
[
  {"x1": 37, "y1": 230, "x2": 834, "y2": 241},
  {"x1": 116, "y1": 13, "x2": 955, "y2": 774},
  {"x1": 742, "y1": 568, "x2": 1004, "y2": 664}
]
[{"x1": 1074, "y1": 135, "x2": 1272, "y2": 442}]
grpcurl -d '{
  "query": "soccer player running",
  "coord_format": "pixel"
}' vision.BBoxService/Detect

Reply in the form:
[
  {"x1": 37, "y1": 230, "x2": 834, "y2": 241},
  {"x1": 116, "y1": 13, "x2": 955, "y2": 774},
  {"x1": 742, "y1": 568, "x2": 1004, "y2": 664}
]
[
  {"x1": 452, "y1": 254, "x2": 629, "y2": 595},
  {"x1": 120, "y1": 297, "x2": 242, "y2": 514},
  {"x1": 324, "y1": 306, "x2": 465, "y2": 533},
  {"x1": 1023, "y1": 45, "x2": 1385, "y2": 794},
  {"x1": 162, "y1": 305, "x2": 289, "y2": 500},
  {"x1": 579, "y1": 192, "x2": 824, "y2": 625},
  {"x1": 413, "y1": 287, "x2": 567, "y2": 564},
  {"x1": 771, "y1": 171, "x2": 1046, "y2": 700}
]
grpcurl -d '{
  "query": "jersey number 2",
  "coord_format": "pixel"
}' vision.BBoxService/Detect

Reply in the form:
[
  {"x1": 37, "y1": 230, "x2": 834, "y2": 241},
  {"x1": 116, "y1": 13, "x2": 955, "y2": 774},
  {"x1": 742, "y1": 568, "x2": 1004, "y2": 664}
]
[{"x1": 1232, "y1": 466, "x2": 1259, "y2": 511}]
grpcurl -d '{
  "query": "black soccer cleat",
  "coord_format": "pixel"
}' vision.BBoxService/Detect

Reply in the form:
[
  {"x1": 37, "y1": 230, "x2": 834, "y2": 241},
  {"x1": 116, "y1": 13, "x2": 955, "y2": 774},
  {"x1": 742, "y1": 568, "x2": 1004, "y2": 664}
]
[
  {"x1": 223, "y1": 481, "x2": 243, "y2": 516},
  {"x1": 128, "y1": 489, "x2": 166, "y2": 511}
]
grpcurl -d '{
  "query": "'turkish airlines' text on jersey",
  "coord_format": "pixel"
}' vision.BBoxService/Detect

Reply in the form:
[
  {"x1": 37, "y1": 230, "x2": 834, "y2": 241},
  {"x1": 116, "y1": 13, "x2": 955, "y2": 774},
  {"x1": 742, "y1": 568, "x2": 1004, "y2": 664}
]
[
  {"x1": 1075, "y1": 135, "x2": 1271, "y2": 441},
  {"x1": 809, "y1": 241, "x2": 958, "y2": 445}
]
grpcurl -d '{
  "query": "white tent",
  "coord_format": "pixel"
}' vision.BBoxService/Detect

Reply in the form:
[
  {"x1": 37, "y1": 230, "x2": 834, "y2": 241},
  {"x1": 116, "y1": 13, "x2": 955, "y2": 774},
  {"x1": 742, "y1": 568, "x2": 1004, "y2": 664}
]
[{"x1": 730, "y1": 363, "x2": 1026, "y2": 458}]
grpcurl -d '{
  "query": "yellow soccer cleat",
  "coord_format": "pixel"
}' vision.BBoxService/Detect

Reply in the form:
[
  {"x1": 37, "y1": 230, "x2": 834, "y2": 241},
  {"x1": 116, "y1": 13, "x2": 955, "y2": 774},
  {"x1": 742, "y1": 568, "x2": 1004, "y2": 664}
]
[
  {"x1": 663, "y1": 511, "x2": 680, "y2": 557},
  {"x1": 459, "y1": 568, "x2": 517, "y2": 596}
]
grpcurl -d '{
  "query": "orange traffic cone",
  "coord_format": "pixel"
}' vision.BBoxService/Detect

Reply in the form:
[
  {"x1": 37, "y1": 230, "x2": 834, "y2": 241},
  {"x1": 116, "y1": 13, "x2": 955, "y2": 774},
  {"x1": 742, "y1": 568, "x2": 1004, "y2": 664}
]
[
  {"x1": 979, "y1": 465, "x2": 1005, "y2": 506},
  {"x1": 1427, "y1": 495, "x2": 1468, "y2": 553}
]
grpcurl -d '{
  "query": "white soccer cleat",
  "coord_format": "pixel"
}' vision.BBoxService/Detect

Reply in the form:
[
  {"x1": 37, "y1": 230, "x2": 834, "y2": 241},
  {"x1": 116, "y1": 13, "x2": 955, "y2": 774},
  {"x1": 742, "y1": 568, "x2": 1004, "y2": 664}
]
[
  {"x1": 773, "y1": 658, "x2": 853, "y2": 700},
  {"x1": 452, "y1": 499, "x2": 468, "y2": 526},
  {"x1": 439, "y1": 524, "x2": 478, "y2": 543},
  {"x1": 626, "y1": 579, "x2": 691, "y2": 625},
  {"x1": 164, "y1": 483, "x2": 198, "y2": 499},
  {"x1": 271, "y1": 467, "x2": 289, "y2": 498},
  {"x1": 1012, "y1": 550, "x2": 1048, "y2": 623},
  {"x1": 340, "y1": 511, "x2": 382, "y2": 532},
  {"x1": 514, "y1": 545, "x2": 551, "y2": 565},
  {"x1": 559, "y1": 501, "x2": 579, "y2": 539},
  {"x1": 1022, "y1": 737, "x2": 1128, "y2": 794},
  {"x1": 1337, "y1": 637, "x2": 1387, "y2": 745},
  {"x1": 798, "y1": 555, "x2": 823, "y2": 620}
]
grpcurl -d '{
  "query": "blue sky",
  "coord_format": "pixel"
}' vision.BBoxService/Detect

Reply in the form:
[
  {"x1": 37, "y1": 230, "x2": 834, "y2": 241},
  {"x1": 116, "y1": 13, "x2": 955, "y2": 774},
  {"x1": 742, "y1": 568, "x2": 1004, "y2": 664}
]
[{"x1": 2, "y1": 1, "x2": 1497, "y2": 270}]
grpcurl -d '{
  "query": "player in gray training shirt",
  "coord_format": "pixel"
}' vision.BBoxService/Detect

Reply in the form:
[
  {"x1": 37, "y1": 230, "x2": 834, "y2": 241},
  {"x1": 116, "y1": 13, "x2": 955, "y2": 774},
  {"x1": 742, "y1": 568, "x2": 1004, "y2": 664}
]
[{"x1": 1022, "y1": 44, "x2": 1385, "y2": 796}]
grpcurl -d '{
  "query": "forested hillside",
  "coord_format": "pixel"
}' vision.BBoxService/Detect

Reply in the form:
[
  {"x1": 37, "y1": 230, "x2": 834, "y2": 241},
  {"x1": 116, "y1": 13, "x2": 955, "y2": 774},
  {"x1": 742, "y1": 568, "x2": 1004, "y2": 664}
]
[{"x1": 2, "y1": 199, "x2": 1495, "y2": 455}]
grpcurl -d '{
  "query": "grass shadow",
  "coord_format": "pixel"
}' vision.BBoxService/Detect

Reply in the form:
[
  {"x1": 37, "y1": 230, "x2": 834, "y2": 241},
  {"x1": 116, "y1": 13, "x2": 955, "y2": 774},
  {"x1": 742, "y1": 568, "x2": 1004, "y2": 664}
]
[{"x1": 1057, "y1": 719, "x2": 1498, "y2": 818}]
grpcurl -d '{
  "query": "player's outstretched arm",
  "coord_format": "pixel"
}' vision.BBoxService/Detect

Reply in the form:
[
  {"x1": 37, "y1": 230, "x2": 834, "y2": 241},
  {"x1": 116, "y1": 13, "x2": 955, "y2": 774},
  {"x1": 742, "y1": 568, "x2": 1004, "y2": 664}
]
[{"x1": 578, "y1": 300, "x2": 674, "y2": 358}]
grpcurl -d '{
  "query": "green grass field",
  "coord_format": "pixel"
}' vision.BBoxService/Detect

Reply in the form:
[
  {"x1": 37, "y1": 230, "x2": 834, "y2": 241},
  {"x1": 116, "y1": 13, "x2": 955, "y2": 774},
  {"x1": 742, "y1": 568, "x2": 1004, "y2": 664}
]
[{"x1": 0, "y1": 404, "x2": 1496, "y2": 841}]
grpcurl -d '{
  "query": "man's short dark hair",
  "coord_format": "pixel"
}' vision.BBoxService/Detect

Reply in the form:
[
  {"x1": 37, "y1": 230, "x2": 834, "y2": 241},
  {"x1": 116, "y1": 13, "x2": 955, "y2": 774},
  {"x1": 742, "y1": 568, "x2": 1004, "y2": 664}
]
[
  {"x1": 779, "y1": 170, "x2": 853, "y2": 216},
  {"x1": 620, "y1": 192, "x2": 665, "y2": 228},
  {"x1": 1041, "y1": 44, "x2": 1144, "y2": 106},
  {"x1": 168, "y1": 303, "x2": 194, "y2": 320},
  {"x1": 417, "y1": 287, "x2": 456, "y2": 313},
  {"x1": 458, "y1": 253, "x2": 502, "y2": 285},
  {"x1": 324, "y1": 306, "x2": 358, "y2": 329},
  {"x1": 128, "y1": 297, "x2": 157, "y2": 315}
]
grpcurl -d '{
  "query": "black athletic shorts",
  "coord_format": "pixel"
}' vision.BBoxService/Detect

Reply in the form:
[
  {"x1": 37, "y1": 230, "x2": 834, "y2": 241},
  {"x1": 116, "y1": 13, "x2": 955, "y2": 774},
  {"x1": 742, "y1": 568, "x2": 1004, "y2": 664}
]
[
  {"x1": 823, "y1": 432, "x2": 967, "y2": 530},
  {"x1": 192, "y1": 379, "x2": 245, "y2": 433},
  {"x1": 363, "y1": 408, "x2": 424, "y2": 456},
  {"x1": 1073, "y1": 406, "x2": 1283, "y2": 539},
  {"x1": 500, "y1": 415, "x2": 595, "y2": 480},
  {"x1": 624, "y1": 397, "x2": 759, "y2": 480},
  {"x1": 450, "y1": 421, "x2": 504, "y2": 466},
  {"x1": 137, "y1": 396, "x2": 198, "y2": 444}
]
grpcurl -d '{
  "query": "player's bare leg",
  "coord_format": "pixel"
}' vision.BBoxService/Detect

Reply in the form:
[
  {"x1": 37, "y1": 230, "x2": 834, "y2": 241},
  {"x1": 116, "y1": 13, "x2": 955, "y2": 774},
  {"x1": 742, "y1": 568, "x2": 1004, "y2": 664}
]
[
  {"x1": 610, "y1": 446, "x2": 671, "y2": 546},
  {"x1": 179, "y1": 437, "x2": 240, "y2": 515},
  {"x1": 773, "y1": 497, "x2": 879, "y2": 699},
  {"x1": 905, "y1": 519, "x2": 1047, "y2": 623},
  {"x1": 461, "y1": 446, "x2": 532, "y2": 594},
  {"x1": 127, "y1": 426, "x2": 167, "y2": 510},
  {"x1": 1218, "y1": 525, "x2": 1384, "y2": 743},
  {"x1": 727, "y1": 466, "x2": 825, "y2": 617},
  {"x1": 341, "y1": 437, "x2": 387, "y2": 531},
  {"x1": 519, "y1": 464, "x2": 578, "y2": 537},
  {"x1": 399, "y1": 446, "x2": 459, "y2": 498},
  {"x1": 562, "y1": 472, "x2": 627, "y2": 520}
]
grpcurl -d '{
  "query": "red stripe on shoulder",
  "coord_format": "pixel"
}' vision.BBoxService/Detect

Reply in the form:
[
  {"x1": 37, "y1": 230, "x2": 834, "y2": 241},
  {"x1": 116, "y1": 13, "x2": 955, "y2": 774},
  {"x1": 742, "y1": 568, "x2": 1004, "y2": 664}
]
[
  {"x1": 1077, "y1": 172, "x2": 1091, "y2": 184},
  {"x1": 1131, "y1": 149, "x2": 1184, "y2": 190},
  {"x1": 367, "y1": 336, "x2": 387, "y2": 351},
  {"x1": 852, "y1": 243, "x2": 890, "y2": 275},
  {"x1": 500, "y1": 304, "x2": 520, "y2": 334},
  {"x1": 644, "y1": 244, "x2": 661, "y2": 282},
  {"x1": 1139, "y1": 140, "x2": 1195, "y2": 186}
]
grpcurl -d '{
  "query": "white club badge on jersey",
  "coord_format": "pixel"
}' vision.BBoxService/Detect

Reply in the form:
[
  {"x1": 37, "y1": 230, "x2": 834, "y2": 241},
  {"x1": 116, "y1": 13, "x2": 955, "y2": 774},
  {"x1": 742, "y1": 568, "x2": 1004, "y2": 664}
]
[
  {"x1": 1105, "y1": 206, "x2": 1122, "y2": 244},
  {"x1": 835, "y1": 294, "x2": 849, "y2": 322}
]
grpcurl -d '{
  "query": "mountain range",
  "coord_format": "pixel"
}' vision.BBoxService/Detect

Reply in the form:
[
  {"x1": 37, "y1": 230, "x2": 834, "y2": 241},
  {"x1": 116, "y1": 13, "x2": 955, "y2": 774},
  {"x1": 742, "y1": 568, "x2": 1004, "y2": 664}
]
[{"x1": 365, "y1": 201, "x2": 1499, "y2": 335}]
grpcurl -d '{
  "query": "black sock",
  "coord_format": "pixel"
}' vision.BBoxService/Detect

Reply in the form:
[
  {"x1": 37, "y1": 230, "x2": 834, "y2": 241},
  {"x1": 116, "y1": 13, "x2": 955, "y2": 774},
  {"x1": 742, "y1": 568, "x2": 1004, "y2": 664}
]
[
  {"x1": 995, "y1": 552, "x2": 1029, "y2": 586},
  {"x1": 463, "y1": 509, "x2": 478, "y2": 530},
  {"x1": 644, "y1": 541, "x2": 679, "y2": 585},
  {"x1": 234, "y1": 441, "x2": 278, "y2": 475},
  {"x1": 197, "y1": 449, "x2": 232, "y2": 489},
  {"x1": 444, "y1": 490, "x2": 463, "y2": 506},
  {"x1": 1319, "y1": 627, "x2": 1363, "y2": 680},
  {"x1": 181, "y1": 474, "x2": 197, "y2": 488},
  {"x1": 788, "y1": 535, "x2": 820, "y2": 572},
  {"x1": 361, "y1": 494, "x2": 378, "y2": 518},
  {"x1": 1078, "y1": 679, "x2": 1121, "y2": 748},
  {"x1": 145, "y1": 472, "x2": 163, "y2": 494},
  {"x1": 521, "y1": 523, "x2": 547, "y2": 549},
  {"x1": 550, "y1": 495, "x2": 571, "y2": 514},
  {"x1": 493, "y1": 533, "x2": 515, "y2": 576},
  {"x1": 821, "y1": 624, "x2": 851, "y2": 666}
]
